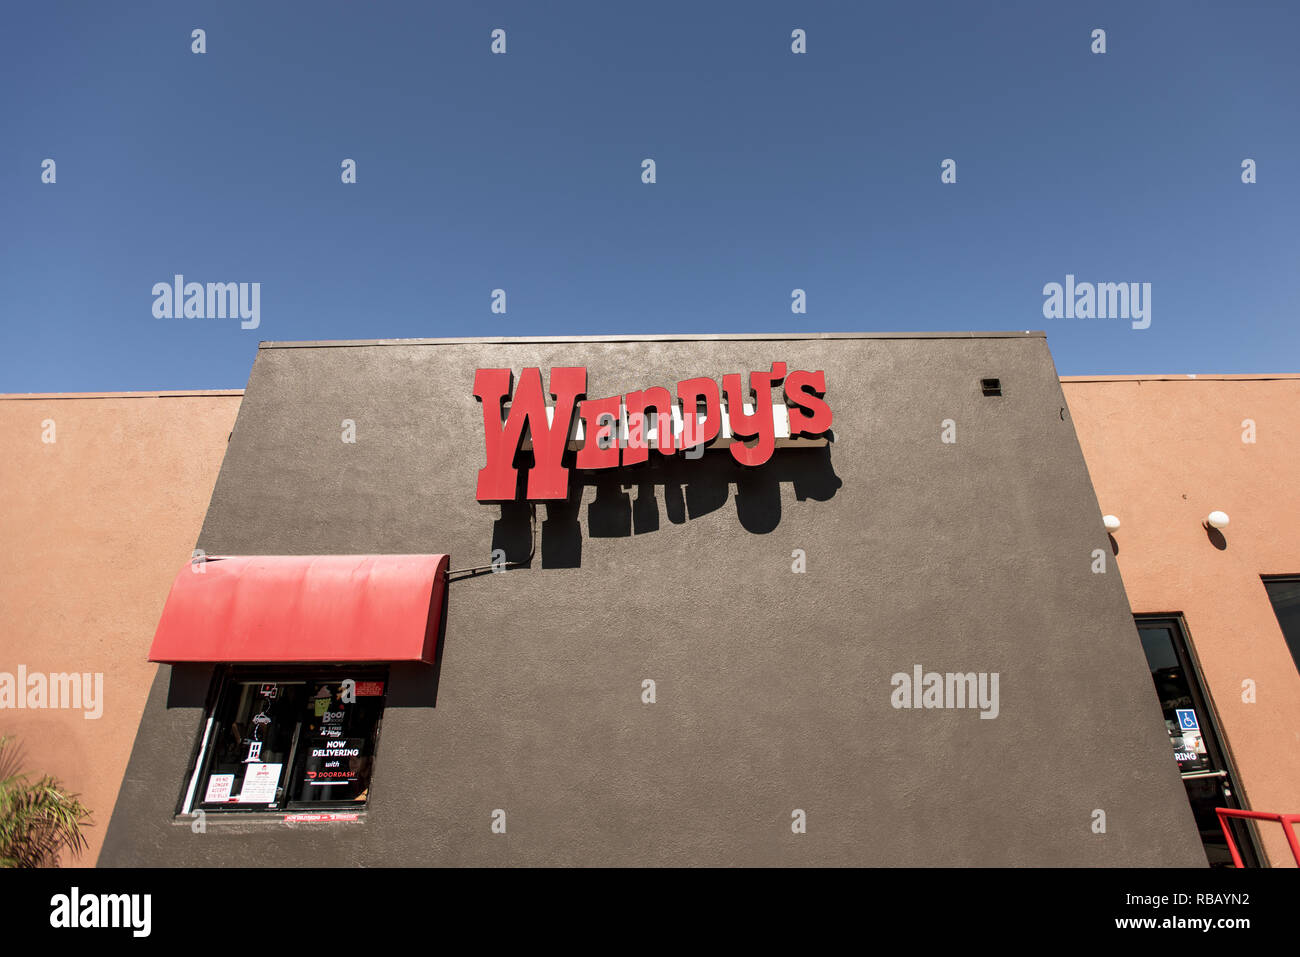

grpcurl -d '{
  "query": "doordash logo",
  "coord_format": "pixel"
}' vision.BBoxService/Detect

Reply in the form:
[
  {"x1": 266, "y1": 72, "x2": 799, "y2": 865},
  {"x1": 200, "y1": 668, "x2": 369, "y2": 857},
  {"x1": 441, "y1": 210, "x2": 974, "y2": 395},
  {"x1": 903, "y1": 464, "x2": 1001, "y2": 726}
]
[{"x1": 473, "y1": 363, "x2": 833, "y2": 502}]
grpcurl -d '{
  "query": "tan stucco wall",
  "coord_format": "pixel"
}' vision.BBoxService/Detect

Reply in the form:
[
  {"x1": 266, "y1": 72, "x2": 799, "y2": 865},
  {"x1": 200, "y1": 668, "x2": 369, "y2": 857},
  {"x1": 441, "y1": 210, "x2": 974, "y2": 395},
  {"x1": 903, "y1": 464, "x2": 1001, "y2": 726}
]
[
  {"x1": 1064, "y1": 376, "x2": 1300, "y2": 867},
  {"x1": 0, "y1": 392, "x2": 241, "y2": 866}
]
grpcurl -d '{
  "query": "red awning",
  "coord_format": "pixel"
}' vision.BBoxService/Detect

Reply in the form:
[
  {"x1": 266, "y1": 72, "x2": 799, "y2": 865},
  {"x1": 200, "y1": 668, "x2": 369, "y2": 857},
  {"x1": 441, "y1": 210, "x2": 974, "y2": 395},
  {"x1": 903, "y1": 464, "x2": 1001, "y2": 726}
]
[{"x1": 148, "y1": 554, "x2": 450, "y2": 664}]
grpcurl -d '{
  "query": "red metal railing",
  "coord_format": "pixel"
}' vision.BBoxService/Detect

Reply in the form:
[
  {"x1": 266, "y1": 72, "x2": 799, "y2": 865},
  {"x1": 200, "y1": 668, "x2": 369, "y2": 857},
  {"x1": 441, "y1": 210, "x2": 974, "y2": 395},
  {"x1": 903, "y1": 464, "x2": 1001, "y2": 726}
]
[{"x1": 1215, "y1": 808, "x2": 1300, "y2": 867}]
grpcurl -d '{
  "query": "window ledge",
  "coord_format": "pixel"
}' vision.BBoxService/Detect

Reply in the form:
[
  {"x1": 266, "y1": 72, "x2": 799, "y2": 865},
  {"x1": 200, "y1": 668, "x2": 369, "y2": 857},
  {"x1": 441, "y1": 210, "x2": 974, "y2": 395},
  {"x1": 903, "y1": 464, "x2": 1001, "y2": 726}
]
[{"x1": 172, "y1": 810, "x2": 368, "y2": 829}]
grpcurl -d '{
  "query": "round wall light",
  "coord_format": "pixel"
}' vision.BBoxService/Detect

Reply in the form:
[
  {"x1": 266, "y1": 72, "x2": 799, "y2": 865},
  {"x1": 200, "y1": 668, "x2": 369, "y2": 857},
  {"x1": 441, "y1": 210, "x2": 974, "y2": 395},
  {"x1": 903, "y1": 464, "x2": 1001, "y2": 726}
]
[
  {"x1": 1206, "y1": 510, "x2": 1230, "y2": 530},
  {"x1": 1102, "y1": 515, "x2": 1121, "y2": 532}
]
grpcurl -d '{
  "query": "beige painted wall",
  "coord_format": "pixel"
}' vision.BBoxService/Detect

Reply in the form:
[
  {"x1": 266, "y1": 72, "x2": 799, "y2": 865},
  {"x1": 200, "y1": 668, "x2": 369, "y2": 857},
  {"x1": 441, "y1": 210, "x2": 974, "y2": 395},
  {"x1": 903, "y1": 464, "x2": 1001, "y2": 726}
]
[
  {"x1": 0, "y1": 392, "x2": 241, "y2": 866},
  {"x1": 1064, "y1": 376, "x2": 1300, "y2": 867}
]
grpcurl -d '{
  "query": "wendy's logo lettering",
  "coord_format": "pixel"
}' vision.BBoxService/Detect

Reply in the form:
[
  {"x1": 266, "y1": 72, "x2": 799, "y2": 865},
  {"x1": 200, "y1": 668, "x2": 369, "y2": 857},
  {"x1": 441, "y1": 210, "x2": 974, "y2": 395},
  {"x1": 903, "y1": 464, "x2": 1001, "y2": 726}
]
[{"x1": 473, "y1": 364, "x2": 833, "y2": 502}]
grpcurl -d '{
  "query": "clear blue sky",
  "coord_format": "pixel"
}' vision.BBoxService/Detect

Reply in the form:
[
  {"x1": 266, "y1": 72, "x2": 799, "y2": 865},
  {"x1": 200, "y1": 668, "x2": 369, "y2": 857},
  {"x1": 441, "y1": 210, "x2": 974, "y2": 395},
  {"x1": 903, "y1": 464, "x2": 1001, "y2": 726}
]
[{"x1": 2, "y1": 1, "x2": 1297, "y2": 391}]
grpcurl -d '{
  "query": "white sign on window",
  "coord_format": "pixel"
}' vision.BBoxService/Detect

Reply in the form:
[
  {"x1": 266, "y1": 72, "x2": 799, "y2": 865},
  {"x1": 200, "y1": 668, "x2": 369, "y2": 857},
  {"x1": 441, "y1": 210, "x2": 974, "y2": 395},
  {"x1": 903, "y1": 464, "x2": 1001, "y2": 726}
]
[
  {"x1": 237, "y1": 763, "x2": 282, "y2": 804},
  {"x1": 204, "y1": 773, "x2": 235, "y2": 803}
]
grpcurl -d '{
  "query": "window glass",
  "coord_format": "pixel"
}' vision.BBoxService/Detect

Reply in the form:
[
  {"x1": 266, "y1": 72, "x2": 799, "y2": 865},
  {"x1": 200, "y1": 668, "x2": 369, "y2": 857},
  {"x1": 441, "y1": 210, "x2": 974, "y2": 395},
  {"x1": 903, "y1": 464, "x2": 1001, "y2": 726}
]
[
  {"x1": 1263, "y1": 578, "x2": 1300, "y2": 678},
  {"x1": 1136, "y1": 624, "x2": 1212, "y2": 773},
  {"x1": 193, "y1": 671, "x2": 385, "y2": 812},
  {"x1": 291, "y1": 679, "x2": 384, "y2": 805}
]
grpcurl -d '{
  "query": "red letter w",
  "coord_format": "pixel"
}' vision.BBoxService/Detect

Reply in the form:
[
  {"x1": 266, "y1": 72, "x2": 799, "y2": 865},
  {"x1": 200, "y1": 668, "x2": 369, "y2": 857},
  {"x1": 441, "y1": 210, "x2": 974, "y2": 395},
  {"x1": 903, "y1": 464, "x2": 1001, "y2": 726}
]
[{"x1": 474, "y1": 367, "x2": 587, "y2": 501}]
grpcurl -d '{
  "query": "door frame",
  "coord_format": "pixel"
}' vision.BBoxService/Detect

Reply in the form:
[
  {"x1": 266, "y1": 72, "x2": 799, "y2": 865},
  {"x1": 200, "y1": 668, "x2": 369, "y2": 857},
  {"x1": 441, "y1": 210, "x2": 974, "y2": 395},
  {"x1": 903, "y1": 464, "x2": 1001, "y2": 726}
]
[{"x1": 1134, "y1": 613, "x2": 1264, "y2": 867}]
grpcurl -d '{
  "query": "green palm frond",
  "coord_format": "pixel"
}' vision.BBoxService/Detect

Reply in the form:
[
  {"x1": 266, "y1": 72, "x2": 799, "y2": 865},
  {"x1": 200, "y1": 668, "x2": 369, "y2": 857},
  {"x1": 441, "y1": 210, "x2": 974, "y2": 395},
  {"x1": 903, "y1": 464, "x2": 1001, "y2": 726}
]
[{"x1": 0, "y1": 735, "x2": 93, "y2": 868}]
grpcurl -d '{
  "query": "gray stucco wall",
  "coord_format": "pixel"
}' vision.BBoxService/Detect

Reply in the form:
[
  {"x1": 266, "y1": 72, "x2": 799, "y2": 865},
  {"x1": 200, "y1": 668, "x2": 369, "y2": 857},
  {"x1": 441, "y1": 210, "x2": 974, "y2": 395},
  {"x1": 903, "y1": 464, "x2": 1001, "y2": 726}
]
[{"x1": 100, "y1": 333, "x2": 1206, "y2": 866}]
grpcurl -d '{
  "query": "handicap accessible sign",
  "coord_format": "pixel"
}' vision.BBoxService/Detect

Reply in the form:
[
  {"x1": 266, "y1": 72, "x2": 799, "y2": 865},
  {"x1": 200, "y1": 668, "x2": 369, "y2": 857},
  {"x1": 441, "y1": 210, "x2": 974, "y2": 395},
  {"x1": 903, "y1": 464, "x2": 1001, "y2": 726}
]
[{"x1": 1176, "y1": 709, "x2": 1199, "y2": 731}]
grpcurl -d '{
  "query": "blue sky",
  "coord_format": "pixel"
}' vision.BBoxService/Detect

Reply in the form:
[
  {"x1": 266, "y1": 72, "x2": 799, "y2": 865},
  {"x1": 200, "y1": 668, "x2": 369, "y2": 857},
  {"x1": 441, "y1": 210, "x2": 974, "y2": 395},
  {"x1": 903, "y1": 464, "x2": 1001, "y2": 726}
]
[{"x1": 2, "y1": 1, "x2": 1297, "y2": 391}]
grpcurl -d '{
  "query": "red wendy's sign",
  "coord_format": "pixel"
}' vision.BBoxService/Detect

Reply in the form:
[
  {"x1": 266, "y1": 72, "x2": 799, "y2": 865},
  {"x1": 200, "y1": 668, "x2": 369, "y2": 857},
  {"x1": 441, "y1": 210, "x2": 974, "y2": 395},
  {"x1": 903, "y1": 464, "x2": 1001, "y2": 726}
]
[{"x1": 473, "y1": 362, "x2": 832, "y2": 502}]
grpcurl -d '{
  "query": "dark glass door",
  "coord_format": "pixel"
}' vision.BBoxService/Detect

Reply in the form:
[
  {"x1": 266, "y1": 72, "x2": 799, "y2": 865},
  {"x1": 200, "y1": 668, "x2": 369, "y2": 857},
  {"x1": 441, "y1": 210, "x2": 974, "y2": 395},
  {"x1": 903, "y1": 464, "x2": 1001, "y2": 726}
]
[{"x1": 1135, "y1": 617, "x2": 1259, "y2": 867}]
